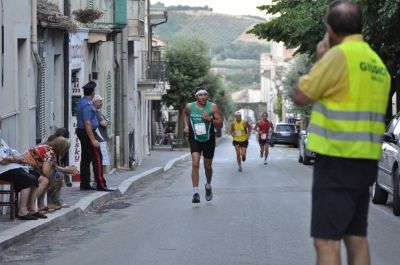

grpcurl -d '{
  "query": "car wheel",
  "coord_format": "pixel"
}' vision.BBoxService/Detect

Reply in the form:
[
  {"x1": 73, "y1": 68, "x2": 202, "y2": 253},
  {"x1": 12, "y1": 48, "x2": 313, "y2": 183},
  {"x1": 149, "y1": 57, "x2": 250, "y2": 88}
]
[
  {"x1": 393, "y1": 169, "x2": 400, "y2": 216},
  {"x1": 371, "y1": 181, "x2": 388, "y2": 205},
  {"x1": 298, "y1": 153, "x2": 303, "y2": 163},
  {"x1": 303, "y1": 155, "x2": 312, "y2": 165}
]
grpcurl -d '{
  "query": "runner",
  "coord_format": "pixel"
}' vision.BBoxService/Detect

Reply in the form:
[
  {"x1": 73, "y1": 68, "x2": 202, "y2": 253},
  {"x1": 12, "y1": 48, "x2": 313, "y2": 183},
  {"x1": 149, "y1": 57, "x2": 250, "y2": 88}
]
[
  {"x1": 254, "y1": 112, "x2": 273, "y2": 165},
  {"x1": 183, "y1": 87, "x2": 223, "y2": 203},
  {"x1": 231, "y1": 111, "x2": 252, "y2": 172}
]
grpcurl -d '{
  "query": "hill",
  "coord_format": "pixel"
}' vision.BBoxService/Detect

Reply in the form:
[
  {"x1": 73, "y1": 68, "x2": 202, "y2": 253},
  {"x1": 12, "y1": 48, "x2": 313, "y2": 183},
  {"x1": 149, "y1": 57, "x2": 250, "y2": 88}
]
[
  {"x1": 154, "y1": 8, "x2": 268, "y2": 50},
  {"x1": 153, "y1": 3, "x2": 271, "y2": 91}
]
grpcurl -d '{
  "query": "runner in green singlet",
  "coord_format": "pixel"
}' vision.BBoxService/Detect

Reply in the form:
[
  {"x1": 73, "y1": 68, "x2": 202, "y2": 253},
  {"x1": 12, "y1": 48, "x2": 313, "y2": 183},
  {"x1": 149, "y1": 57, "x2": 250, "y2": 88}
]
[{"x1": 183, "y1": 87, "x2": 223, "y2": 203}]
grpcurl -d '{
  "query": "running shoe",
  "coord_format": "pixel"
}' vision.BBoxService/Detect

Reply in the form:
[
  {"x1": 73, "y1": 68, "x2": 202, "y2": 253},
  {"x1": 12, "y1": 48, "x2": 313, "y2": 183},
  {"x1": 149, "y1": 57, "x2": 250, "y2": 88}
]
[
  {"x1": 238, "y1": 167, "x2": 242, "y2": 172},
  {"x1": 205, "y1": 184, "x2": 213, "y2": 201},
  {"x1": 192, "y1": 193, "x2": 200, "y2": 203},
  {"x1": 264, "y1": 160, "x2": 268, "y2": 165}
]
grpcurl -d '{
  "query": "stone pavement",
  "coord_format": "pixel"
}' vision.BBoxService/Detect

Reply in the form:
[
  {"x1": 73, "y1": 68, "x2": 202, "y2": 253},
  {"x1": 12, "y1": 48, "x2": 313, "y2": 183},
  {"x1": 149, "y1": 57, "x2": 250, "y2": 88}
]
[
  {"x1": 0, "y1": 136, "x2": 227, "y2": 250},
  {"x1": 0, "y1": 145, "x2": 191, "y2": 251}
]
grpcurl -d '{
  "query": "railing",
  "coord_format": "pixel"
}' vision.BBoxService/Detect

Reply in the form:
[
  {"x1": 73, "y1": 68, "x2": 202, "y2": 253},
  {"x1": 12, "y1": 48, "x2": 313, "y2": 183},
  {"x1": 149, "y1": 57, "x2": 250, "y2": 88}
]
[
  {"x1": 140, "y1": 51, "x2": 168, "y2": 82},
  {"x1": 72, "y1": 0, "x2": 127, "y2": 30}
]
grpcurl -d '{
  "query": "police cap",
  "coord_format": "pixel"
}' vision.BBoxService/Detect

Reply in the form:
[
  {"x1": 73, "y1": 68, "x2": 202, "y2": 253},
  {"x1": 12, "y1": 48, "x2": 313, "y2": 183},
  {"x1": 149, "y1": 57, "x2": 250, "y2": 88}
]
[{"x1": 82, "y1": 81, "x2": 97, "y2": 90}]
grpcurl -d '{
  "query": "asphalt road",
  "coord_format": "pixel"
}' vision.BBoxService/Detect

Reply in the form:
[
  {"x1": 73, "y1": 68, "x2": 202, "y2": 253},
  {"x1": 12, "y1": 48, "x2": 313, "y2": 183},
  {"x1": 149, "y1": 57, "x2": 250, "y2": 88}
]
[{"x1": 1, "y1": 137, "x2": 400, "y2": 265}]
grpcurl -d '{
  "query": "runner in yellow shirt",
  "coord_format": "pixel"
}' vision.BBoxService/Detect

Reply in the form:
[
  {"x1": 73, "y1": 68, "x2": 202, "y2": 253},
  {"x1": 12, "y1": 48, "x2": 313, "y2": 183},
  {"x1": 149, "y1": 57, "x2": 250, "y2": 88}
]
[{"x1": 231, "y1": 111, "x2": 252, "y2": 172}]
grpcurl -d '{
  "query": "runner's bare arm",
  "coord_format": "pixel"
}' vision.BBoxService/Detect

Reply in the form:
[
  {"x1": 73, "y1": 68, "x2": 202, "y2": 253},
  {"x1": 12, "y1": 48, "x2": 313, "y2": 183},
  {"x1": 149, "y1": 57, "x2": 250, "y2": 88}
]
[
  {"x1": 183, "y1": 103, "x2": 190, "y2": 134},
  {"x1": 211, "y1": 104, "x2": 223, "y2": 129}
]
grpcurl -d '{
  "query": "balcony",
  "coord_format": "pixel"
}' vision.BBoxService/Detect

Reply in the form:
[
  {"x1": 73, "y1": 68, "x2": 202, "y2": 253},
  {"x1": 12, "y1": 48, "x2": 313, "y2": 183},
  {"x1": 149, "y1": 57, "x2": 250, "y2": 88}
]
[
  {"x1": 71, "y1": 0, "x2": 127, "y2": 30},
  {"x1": 128, "y1": 0, "x2": 145, "y2": 39},
  {"x1": 138, "y1": 51, "x2": 170, "y2": 99}
]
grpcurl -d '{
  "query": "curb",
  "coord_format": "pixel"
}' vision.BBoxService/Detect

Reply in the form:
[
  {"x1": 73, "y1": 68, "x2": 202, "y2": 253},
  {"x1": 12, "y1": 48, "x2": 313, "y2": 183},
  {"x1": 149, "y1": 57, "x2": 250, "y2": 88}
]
[{"x1": 0, "y1": 153, "x2": 191, "y2": 251}]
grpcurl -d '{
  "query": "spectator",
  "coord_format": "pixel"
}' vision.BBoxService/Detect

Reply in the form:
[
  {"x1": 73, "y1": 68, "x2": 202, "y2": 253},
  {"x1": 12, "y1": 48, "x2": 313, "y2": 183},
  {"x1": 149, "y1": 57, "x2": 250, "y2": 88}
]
[
  {"x1": 92, "y1": 94, "x2": 110, "y2": 168},
  {"x1": 46, "y1": 128, "x2": 73, "y2": 209},
  {"x1": 24, "y1": 136, "x2": 78, "y2": 214},
  {"x1": 0, "y1": 118, "x2": 39, "y2": 220}
]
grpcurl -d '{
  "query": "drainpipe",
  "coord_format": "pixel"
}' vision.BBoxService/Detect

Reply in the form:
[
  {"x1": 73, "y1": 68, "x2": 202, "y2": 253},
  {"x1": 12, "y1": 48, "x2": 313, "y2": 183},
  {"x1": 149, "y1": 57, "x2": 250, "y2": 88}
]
[
  {"x1": 121, "y1": 27, "x2": 129, "y2": 168},
  {"x1": 31, "y1": 0, "x2": 43, "y2": 142},
  {"x1": 31, "y1": 0, "x2": 41, "y2": 66}
]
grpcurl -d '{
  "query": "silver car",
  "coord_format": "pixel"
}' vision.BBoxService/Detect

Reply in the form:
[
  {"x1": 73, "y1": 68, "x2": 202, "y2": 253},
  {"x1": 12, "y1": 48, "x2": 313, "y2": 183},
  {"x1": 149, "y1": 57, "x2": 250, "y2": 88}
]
[
  {"x1": 372, "y1": 113, "x2": 400, "y2": 216},
  {"x1": 298, "y1": 129, "x2": 316, "y2": 165}
]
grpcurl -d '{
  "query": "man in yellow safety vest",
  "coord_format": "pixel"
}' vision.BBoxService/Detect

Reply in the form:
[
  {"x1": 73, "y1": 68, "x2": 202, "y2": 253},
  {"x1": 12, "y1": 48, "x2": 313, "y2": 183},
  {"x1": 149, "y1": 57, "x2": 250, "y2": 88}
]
[{"x1": 293, "y1": 1, "x2": 391, "y2": 265}]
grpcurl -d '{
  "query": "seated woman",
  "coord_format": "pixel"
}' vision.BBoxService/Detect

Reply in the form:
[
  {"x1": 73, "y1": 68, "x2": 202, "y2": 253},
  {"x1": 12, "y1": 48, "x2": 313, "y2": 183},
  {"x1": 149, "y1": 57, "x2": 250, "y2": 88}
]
[
  {"x1": 0, "y1": 140, "x2": 39, "y2": 220},
  {"x1": 24, "y1": 136, "x2": 78, "y2": 215}
]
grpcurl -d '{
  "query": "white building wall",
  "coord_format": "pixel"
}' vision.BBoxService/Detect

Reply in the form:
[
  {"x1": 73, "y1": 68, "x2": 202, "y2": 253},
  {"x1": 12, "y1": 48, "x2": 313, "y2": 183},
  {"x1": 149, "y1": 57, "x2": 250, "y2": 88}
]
[{"x1": 0, "y1": 0, "x2": 36, "y2": 151}]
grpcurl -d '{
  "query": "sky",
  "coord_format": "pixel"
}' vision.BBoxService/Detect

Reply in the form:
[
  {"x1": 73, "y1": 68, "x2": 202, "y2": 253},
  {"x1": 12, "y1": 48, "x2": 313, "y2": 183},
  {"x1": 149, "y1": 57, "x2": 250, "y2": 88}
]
[{"x1": 157, "y1": 0, "x2": 272, "y2": 17}]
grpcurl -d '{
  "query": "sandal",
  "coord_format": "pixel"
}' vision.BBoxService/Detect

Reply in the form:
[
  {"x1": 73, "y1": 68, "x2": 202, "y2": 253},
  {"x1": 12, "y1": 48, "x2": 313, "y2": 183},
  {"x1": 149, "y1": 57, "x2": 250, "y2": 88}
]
[
  {"x1": 17, "y1": 214, "x2": 38, "y2": 220},
  {"x1": 39, "y1": 207, "x2": 56, "y2": 214},
  {"x1": 31, "y1": 212, "x2": 48, "y2": 219}
]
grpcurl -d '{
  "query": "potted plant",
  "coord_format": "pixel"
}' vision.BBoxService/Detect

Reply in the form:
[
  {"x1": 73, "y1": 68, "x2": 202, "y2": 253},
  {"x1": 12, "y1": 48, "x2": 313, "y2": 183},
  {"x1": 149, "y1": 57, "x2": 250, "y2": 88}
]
[{"x1": 72, "y1": 8, "x2": 103, "y2": 24}]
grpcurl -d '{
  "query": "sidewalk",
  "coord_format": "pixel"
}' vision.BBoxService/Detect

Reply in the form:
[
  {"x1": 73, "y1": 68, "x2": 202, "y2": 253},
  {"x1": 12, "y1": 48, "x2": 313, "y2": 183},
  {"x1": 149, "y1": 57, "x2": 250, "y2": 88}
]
[
  {"x1": 0, "y1": 146, "x2": 191, "y2": 251},
  {"x1": 0, "y1": 135, "x2": 227, "y2": 251}
]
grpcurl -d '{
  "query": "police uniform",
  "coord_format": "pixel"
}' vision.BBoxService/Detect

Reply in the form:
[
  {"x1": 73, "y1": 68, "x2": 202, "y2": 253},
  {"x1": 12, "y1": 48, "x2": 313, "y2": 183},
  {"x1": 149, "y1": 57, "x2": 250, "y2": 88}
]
[
  {"x1": 76, "y1": 81, "x2": 107, "y2": 190},
  {"x1": 299, "y1": 34, "x2": 391, "y2": 239}
]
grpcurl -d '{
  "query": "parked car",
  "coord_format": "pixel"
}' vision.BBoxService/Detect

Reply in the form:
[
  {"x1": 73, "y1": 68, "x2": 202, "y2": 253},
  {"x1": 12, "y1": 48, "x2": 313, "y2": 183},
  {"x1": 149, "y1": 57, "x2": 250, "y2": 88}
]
[
  {"x1": 270, "y1": 123, "x2": 299, "y2": 147},
  {"x1": 372, "y1": 113, "x2": 400, "y2": 216},
  {"x1": 298, "y1": 128, "x2": 316, "y2": 165}
]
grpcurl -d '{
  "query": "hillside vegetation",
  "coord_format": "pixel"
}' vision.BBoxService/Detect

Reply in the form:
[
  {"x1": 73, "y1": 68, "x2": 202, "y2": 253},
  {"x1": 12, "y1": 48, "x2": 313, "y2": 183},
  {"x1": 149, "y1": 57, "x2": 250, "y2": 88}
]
[{"x1": 154, "y1": 2, "x2": 271, "y2": 91}]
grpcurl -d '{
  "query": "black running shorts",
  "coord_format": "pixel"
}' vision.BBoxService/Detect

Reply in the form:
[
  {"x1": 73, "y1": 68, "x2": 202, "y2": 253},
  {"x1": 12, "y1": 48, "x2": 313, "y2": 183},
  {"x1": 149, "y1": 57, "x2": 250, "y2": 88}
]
[
  {"x1": 258, "y1": 139, "x2": 269, "y2": 146},
  {"x1": 189, "y1": 136, "x2": 216, "y2": 159},
  {"x1": 311, "y1": 154, "x2": 377, "y2": 240},
  {"x1": 232, "y1": 140, "x2": 249, "y2": 148}
]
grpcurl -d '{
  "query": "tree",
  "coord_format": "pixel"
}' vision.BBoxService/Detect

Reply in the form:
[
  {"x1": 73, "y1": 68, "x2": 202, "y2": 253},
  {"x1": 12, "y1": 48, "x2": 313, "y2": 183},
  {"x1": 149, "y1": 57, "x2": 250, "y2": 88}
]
[
  {"x1": 249, "y1": 0, "x2": 400, "y2": 116},
  {"x1": 163, "y1": 37, "x2": 234, "y2": 136},
  {"x1": 282, "y1": 54, "x2": 313, "y2": 116}
]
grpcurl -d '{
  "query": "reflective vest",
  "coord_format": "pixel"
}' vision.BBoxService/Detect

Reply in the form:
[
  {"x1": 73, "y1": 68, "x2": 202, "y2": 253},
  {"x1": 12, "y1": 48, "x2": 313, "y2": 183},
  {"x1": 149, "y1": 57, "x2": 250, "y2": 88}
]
[{"x1": 307, "y1": 40, "x2": 391, "y2": 160}]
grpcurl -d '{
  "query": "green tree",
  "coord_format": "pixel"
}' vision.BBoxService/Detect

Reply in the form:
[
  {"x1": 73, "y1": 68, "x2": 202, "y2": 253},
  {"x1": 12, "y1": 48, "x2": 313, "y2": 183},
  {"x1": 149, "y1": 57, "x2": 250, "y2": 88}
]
[
  {"x1": 163, "y1": 37, "x2": 233, "y2": 135},
  {"x1": 249, "y1": 0, "x2": 400, "y2": 115}
]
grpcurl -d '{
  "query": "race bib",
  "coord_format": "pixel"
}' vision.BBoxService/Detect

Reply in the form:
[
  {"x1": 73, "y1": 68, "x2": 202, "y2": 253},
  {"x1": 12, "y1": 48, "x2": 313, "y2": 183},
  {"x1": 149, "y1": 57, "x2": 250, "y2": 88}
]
[
  {"x1": 194, "y1": 123, "x2": 207, "y2": 135},
  {"x1": 235, "y1": 130, "x2": 242, "y2": 136},
  {"x1": 261, "y1": 133, "x2": 267, "y2": 140}
]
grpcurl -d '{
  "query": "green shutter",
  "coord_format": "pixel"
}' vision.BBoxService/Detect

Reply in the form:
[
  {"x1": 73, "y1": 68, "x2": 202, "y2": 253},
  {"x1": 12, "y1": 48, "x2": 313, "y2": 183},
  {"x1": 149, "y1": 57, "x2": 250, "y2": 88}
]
[
  {"x1": 114, "y1": 0, "x2": 127, "y2": 27},
  {"x1": 88, "y1": 0, "x2": 94, "y2": 9}
]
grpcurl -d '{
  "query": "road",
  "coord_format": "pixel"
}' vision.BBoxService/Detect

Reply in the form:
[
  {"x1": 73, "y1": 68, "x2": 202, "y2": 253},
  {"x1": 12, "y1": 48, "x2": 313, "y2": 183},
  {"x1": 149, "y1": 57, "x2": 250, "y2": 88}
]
[{"x1": 1, "y1": 137, "x2": 400, "y2": 265}]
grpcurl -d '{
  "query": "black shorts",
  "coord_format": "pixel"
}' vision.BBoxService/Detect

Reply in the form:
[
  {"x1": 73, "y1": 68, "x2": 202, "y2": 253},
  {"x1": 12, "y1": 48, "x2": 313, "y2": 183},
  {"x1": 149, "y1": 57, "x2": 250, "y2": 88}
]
[
  {"x1": 189, "y1": 136, "x2": 216, "y2": 159},
  {"x1": 311, "y1": 154, "x2": 377, "y2": 240},
  {"x1": 232, "y1": 140, "x2": 249, "y2": 148},
  {"x1": 0, "y1": 168, "x2": 39, "y2": 191},
  {"x1": 258, "y1": 140, "x2": 269, "y2": 146}
]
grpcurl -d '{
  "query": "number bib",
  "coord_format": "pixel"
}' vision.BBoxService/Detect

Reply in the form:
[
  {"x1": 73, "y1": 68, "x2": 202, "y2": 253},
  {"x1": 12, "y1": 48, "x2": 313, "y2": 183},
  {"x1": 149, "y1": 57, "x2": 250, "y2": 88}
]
[
  {"x1": 194, "y1": 123, "x2": 207, "y2": 135},
  {"x1": 261, "y1": 133, "x2": 267, "y2": 140}
]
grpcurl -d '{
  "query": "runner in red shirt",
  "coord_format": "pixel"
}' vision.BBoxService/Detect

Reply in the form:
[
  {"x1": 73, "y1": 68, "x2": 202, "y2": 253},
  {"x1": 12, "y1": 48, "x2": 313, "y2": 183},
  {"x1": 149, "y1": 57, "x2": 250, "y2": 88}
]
[{"x1": 254, "y1": 112, "x2": 273, "y2": 165}]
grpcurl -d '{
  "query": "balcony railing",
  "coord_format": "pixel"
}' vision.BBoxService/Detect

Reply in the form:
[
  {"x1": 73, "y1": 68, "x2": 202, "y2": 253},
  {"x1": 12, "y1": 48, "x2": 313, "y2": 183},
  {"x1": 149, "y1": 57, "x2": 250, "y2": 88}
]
[{"x1": 72, "y1": 0, "x2": 127, "y2": 30}]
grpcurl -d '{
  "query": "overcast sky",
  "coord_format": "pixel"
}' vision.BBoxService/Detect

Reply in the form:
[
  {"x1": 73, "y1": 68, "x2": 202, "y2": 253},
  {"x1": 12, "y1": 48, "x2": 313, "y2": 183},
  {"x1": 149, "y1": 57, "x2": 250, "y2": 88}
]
[{"x1": 157, "y1": 0, "x2": 272, "y2": 17}]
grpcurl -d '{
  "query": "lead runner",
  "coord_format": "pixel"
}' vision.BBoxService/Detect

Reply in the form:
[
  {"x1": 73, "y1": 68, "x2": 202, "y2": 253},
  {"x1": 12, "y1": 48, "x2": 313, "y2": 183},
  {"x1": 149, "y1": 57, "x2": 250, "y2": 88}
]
[{"x1": 183, "y1": 87, "x2": 223, "y2": 203}]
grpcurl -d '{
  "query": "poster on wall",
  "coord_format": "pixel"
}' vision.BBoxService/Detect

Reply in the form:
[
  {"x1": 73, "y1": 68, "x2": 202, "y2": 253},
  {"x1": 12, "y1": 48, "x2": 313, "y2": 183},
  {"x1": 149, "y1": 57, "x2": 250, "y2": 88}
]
[{"x1": 68, "y1": 30, "x2": 88, "y2": 181}]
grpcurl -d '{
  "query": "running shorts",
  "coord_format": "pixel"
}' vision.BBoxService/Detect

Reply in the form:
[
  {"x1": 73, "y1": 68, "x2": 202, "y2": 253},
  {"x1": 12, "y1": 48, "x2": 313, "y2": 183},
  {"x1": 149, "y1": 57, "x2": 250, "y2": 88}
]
[
  {"x1": 189, "y1": 136, "x2": 216, "y2": 159},
  {"x1": 311, "y1": 154, "x2": 377, "y2": 240},
  {"x1": 232, "y1": 140, "x2": 248, "y2": 148}
]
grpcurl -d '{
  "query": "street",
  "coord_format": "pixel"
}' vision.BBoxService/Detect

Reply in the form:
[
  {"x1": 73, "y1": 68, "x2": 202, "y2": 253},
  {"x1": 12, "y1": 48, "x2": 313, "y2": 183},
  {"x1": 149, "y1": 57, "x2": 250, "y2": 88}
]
[{"x1": 1, "y1": 137, "x2": 400, "y2": 265}]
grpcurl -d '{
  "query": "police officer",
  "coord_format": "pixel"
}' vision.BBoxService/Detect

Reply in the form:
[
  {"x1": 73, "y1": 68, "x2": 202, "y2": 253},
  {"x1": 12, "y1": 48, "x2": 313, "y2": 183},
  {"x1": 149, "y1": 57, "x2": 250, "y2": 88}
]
[
  {"x1": 76, "y1": 81, "x2": 111, "y2": 192},
  {"x1": 293, "y1": 1, "x2": 390, "y2": 264}
]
